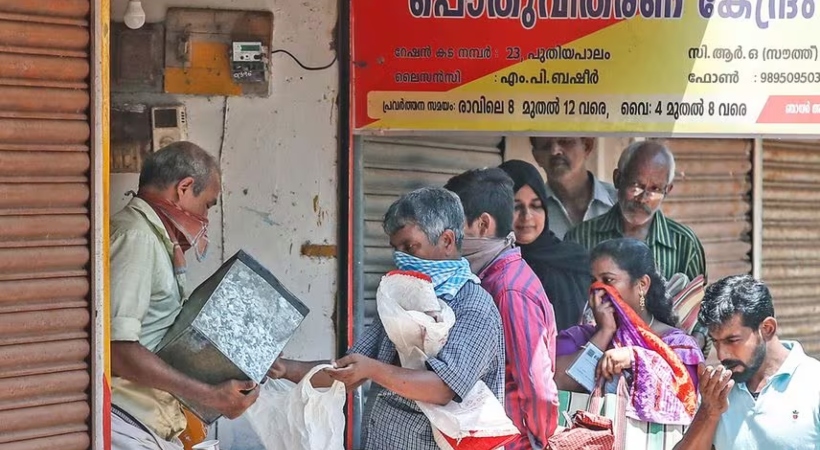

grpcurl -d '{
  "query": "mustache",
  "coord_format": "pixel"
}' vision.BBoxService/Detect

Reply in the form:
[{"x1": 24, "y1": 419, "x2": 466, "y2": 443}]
[
  {"x1": 623, "y1": 200, "x2": 652, "y2": 215},
  {"x1": 549, "y1": 155, "x2": 569, "y2": 167},
  {"x1": 720, "y1": 359, "x2": 747, "y2": 371}
]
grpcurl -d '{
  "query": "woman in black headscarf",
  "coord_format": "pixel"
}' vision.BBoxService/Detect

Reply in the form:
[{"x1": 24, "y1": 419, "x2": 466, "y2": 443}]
[{"x1": 500, "y1": 160, "x2": 591, "y2": 331}]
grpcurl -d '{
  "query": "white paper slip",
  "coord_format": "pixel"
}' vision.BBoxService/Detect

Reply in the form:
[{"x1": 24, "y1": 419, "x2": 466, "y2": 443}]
[{"x1": 565, "y1": 343, "x2": 604, "y2": 393}]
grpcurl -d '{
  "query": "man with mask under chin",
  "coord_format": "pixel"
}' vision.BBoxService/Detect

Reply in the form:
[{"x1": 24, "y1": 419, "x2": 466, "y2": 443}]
[
  {"x1": 674, "y1": 275, "x2": 820, "y2": 450},
  {"x1": 445, "y1": 168, "x2": 559, "y2": 450},
  {"x1": 268, "y1": 187, "x2": 505, "y2": 450},
  {"x1": 110, "y1": 142, "x2": 259, "y2": 450}
]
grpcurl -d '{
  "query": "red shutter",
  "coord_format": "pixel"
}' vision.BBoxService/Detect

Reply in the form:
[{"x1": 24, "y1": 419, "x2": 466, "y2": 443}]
[{"x1": 0, "y1": 1, "x2": 93, "y2": 448}]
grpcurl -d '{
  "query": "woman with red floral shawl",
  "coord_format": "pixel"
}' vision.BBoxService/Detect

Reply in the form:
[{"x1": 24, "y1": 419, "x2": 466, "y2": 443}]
[{"x1": 555, "y1": 238, "x2": 703, "y2": 425}]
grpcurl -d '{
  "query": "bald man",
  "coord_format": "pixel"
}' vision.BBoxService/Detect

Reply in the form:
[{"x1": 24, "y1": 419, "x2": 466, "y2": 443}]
[{"x1": 565, "y1": 141, "x2": 705, "y2": 282}]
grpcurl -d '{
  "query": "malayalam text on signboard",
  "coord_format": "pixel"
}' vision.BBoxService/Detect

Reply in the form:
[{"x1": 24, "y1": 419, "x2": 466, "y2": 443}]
[{"x1": 351, "y1": 0, "x2": 820, "y2": 134}]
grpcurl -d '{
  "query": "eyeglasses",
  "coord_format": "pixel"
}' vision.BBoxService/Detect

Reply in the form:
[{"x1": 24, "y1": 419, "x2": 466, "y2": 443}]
[{"x1": 624, "y1": 182, "x2": 668, "y2": 201}]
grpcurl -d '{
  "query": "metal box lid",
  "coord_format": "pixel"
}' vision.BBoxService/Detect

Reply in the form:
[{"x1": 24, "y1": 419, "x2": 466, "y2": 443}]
[{"x1": 156, "y1": 250, "x2": 309, "y2": 424}]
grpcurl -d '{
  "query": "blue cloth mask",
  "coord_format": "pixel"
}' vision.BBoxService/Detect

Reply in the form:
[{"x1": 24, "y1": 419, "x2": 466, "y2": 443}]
[{"x1": 392, "y1": 251, "x2": 480, "y2": 300}]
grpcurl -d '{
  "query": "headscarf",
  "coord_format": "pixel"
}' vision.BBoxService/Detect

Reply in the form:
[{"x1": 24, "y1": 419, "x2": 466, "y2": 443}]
[
  {"x1": 593, "y1": 281, "x2": 698, "y2": 423},
  {"x1": 137, "y1": 192, "x2": 209, "y2": 275},
  {"x1": 499, "y1": 160, "x2": 591, "y2": 331}
]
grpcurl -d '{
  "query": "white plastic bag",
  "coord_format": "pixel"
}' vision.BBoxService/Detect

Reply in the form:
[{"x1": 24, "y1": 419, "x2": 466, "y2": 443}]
[
  {"x1": 377, "y1": 271, "x2": 519, "y2": 450},
  {"x1": 245, "y1": 364, "x2": 346, "y2": 450},
  {"x1": 376, "y1": 271, "x2": 455, "y2": 370}
]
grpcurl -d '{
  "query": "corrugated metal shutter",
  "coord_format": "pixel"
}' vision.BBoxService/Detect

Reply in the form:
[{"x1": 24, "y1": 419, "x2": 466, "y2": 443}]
[
  {"x1": 0, "y1": 1, "x2": 93, "y2": 449},
  {"x1": 654, "y1": 139, "x2": 753, "y2": 282},
  {"x1": 761, "y1": 140, "x2": 820, "y2": 359},
  {"x1": 361, "y1": 137, "x2": 503, "y2": 326}
]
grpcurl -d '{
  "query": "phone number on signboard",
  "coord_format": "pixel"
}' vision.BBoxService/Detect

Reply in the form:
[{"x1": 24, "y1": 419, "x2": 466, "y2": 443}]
[{"x1": 759, "y1": 72, "x2": 820, "y2": 83}]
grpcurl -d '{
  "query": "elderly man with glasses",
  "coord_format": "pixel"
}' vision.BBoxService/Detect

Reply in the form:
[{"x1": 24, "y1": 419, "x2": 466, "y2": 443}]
[{"x1": 564, "y1": 141, "x2": 709, "y2": 350}]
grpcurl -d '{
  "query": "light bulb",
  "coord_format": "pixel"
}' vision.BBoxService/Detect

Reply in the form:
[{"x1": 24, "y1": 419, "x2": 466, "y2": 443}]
[{"x1": 124, "y1": 0, "x2": 145, "y2": 29}]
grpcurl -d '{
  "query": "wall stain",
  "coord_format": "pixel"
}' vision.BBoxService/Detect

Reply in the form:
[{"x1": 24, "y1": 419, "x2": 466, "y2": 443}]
[
  {"x1": 301, "y1": 242, "x2": 337, "y2": 259},
  {"x1": 240, "y1": 206, "x2": 278, "y2": 226},
  {"x1": 313, "y1": 194, "x2": 329, "y2": 226}
]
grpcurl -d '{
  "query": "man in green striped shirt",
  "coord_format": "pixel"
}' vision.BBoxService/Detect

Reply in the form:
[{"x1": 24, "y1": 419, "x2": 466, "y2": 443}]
[{"x1": 565, "y1": 141, "x2": 709, "y2": 350}]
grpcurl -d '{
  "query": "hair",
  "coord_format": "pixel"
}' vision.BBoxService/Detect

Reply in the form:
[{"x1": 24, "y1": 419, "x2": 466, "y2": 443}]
[
  {"x1": 383, "y1": 187, "x2": 465, "y2": 249},
  {"x1": 699, "y1": 275, "x2": 775, "y2": 331},
  {"x1": 138, "y1": 141, "x2": 220, "y2": 195},
  {"x1": 617, "y1": 141, "x2": 676, "y2": 185},
  {"x1": 529, "y1": 136, "x2": 596, "y2": 152},
  {"x1": 444, "y1": 168, "x2": 515, "y2": 239},
  {"x1": 590, "y1": 238, "x2": 678, "y2": 326}
]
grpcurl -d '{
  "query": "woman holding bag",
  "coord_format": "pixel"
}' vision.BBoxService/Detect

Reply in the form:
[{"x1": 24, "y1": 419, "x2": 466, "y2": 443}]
[{"x1": 555, "y1": 238, "x2": 703, "y2": 425}]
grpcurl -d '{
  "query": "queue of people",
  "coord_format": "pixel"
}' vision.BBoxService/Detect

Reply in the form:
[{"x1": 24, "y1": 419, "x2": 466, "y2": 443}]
[{"x1": 109, "y1": 139, "x2": 819, "y2": 450}]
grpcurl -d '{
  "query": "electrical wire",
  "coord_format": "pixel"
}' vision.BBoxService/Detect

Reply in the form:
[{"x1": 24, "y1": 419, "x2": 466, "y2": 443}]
[
  {"x1": 218, "y1": 96, "x2": 228, "y2": 263},
  {"x1": 271, "y1": 49, "x2": 337, "y2": 71}
]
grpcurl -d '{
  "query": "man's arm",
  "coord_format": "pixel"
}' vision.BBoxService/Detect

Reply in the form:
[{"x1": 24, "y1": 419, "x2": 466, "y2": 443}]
[
  {"x1": 330, "y1": 295, "x2": 502, "y2": 406},
  {"x1": 423, "y1": 298, "x2": 501, "y2": 404},
  {"x1": 270, "y1": 359, "x2": 335, "y2": 388},
  {"x1": 326, "y1": 353, "x2": 455, "y2": 405},
  {"x1": 674, "y1": 363, "x2": 734, "y2": 450},
  {"x1": 109, "y1": 231, "x2": 257, "y2": 419},
  {"x1": 498, "y1": 289, "x2": 559, "y2": 444},
  {"x1": 268, "y1": 314, "x2": 388, "y2": 388},
  {"x1": 112, "y1": 341, "x2": 258, "y2": 419}
]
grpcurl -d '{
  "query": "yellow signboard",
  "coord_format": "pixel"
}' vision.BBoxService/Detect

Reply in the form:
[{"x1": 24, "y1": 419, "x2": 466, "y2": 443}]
[{"x1": 352, "y1": 0, "x2": 820, "y2": 135}]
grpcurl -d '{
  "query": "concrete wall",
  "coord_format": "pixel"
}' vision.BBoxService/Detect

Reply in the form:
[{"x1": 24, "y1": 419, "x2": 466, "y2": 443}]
[{"x1": 109, "y1": 0, "x2": 338, "y2": 447}]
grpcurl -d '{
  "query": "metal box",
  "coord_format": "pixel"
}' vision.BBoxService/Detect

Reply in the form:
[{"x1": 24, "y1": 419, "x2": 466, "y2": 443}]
[{"x1": 156, "y1": 250, "x2": 309, "y2": 424}]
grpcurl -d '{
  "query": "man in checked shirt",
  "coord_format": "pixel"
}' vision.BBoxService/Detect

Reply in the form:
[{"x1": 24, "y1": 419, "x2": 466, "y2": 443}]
[
  {"x1": 447, "y1": 168, "x2": 559, "y2": 450},
  {"x1": 268, "y1": 187, "x2": 505, "y2": 449}
]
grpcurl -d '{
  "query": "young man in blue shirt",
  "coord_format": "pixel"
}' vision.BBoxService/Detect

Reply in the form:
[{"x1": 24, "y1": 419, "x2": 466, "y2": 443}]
[{"x1": 674, "y1": 275, "x2": 820, "y2": 450}]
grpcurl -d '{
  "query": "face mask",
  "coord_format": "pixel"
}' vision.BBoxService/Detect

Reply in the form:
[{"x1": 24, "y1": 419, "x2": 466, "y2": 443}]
[
  {"x1": 460, "y1": 232, "x2": 516, "y2": 274},
  {"x1": 392, "y1": 251, "x2": 479, "y2": 300}
]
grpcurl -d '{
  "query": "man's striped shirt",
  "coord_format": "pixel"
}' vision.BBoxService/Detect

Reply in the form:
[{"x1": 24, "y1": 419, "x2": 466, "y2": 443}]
[
  {"x1": 479, "y1": 248, "x2": 558, "y2": 450},
  {"x1": 564, "y1": 205, "x2": 706, "y2": 282}
]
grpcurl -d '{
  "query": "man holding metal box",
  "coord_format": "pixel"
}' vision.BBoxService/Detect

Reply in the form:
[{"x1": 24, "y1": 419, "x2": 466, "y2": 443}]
[{"x1": 109, "y1": 142, "x2": 258, "y2": 450}]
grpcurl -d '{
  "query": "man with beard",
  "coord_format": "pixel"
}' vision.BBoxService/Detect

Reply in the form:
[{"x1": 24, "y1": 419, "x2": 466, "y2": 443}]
[
  {"x1": 445, "y1": 168, "x2": 559, "y2": 449},
  {"x1": 530, "y1": 137, "x2": 617, "y2": 239},
  {"x1": 564, "y1": 141, "x2": 705, "y2": 282},
  {"x1": 674, "y1": 275, "x2": 820, "y2": 450}
]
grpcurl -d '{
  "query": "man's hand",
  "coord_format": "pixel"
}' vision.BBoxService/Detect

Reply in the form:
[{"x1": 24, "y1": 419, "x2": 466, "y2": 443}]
[
  {"x1": 325, "y1": 354, "x2": 379, "y2": 390},
  {"x1": 203, "y1": 379, "x2": 260, "y2": 419},
  {"x1": 597, "y1": 346, "x2": 633, "y2": 380},
  {"x1": 672, "y1": 363, "x2": 733, "y2": 450},
  {"x1": 697, "y1": 363, "x2": 734, "y2": 417},
  {"x1": 267, "y1": 358, "x2": 287, "y2": 379}
]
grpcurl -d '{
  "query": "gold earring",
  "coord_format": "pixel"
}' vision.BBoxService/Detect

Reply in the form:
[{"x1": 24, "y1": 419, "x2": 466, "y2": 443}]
[{"x1": 639, "y1": 290, "x2": 646, "y2": 311}]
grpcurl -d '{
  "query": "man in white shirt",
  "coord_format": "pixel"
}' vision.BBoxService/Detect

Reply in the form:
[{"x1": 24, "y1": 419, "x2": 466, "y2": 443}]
[
  {"x1": 110, "y1": 142, "x2": 259, "y2": 449},
  {"x1": 530, "y1": 137, "x2": 617, "y2": 239},
  {"x1": 674, "y1": 275, "x2": 820, "y2": 450}
]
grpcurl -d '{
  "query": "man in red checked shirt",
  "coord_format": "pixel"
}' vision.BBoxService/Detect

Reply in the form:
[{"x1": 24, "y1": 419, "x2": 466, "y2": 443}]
[{"x1": 446, "y1": 168, "x2": 559, "y2": 450}]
